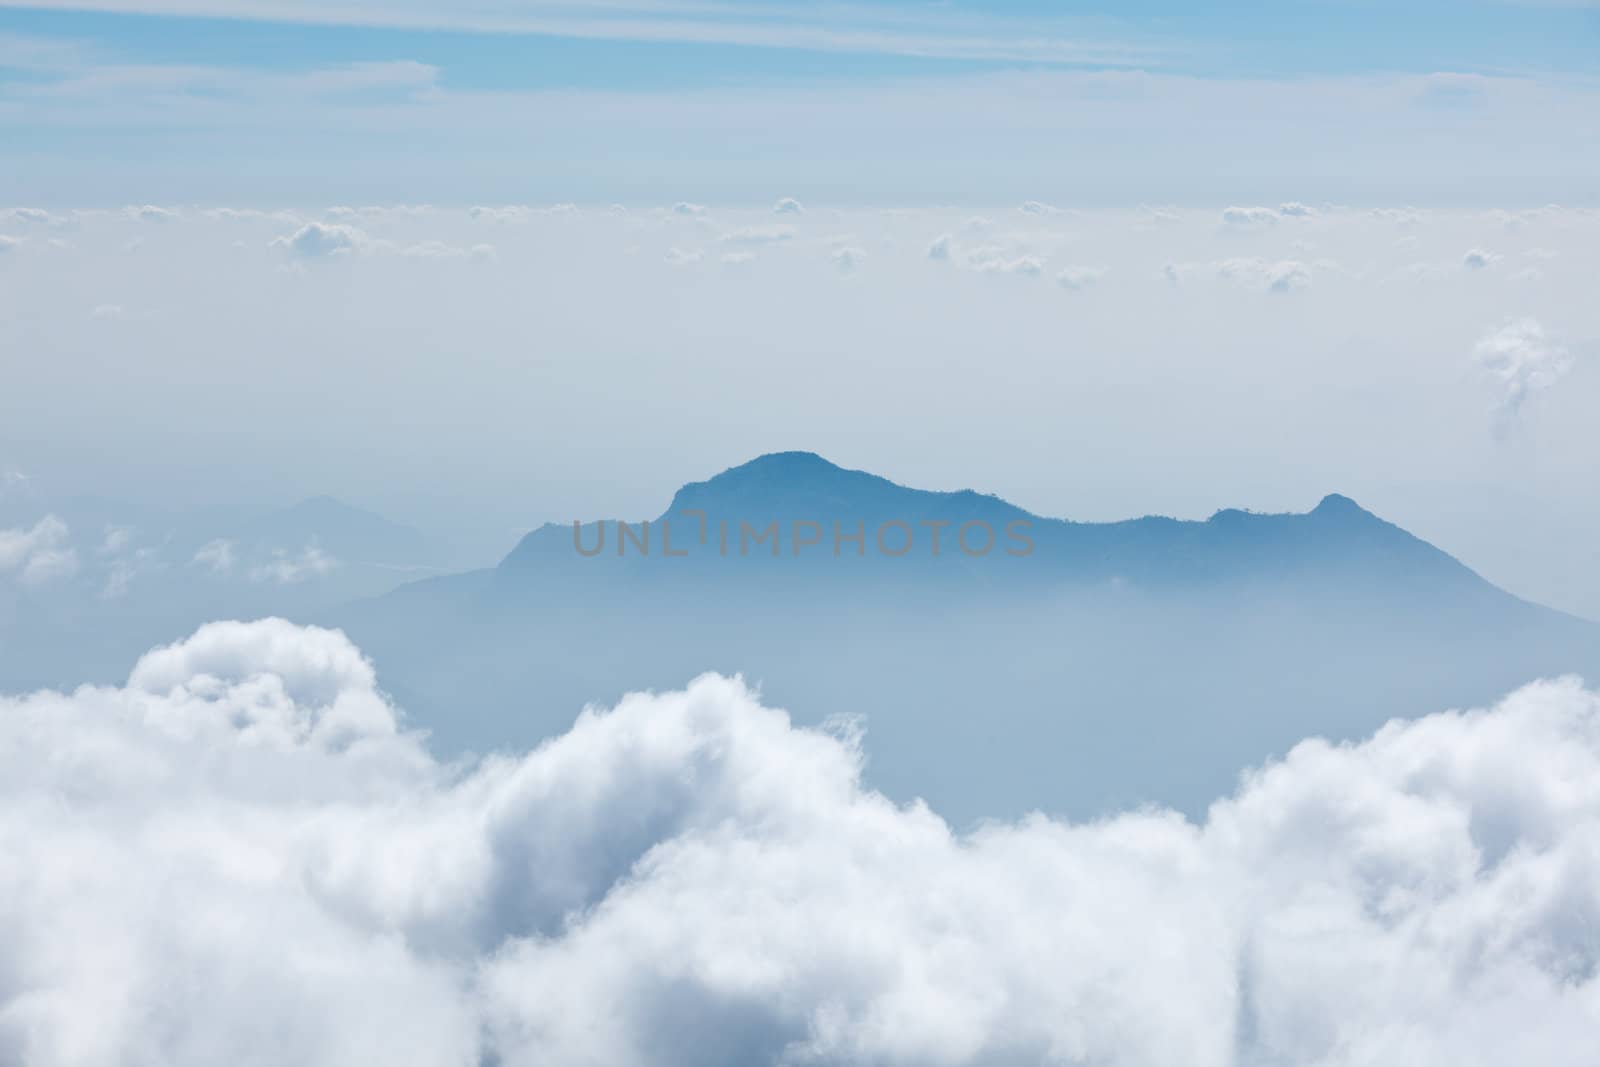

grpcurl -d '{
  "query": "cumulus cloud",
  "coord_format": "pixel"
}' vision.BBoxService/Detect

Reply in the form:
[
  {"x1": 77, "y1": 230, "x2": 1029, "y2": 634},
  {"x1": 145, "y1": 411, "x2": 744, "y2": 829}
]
[
  {"x1": 124, "y1": 204, "x2": 179, "y2": 223},
  {"x1": 967, "y1": 249, "x2": 1045, "y2": 276},
  {"x1": 326, "y1": 204, "x2": 437, "y2": 220},
  {"x1": 719, "y1": 224, "x2": 795, "y2": 246},
  {"x1": 1473, "y1": 318, "x2": 1573, "y2": 428},
  {"x1": 772, "y1": 197, "x2": 804, "y2": 214},
  {"x1": 1019, "y1": 199, "x2": 1062, "y2": 215},
  {"x1": 2, "y1": 207, "x2": 60, "y2": 225},
  {"x1": 1464, "y1": 248, "x2": 1501, "y2": 269},
  {"x1": 1169, "y1": 258, "x2": 1314, "y2": 293},
  {"x1": 1, "y1": 620, "x2": 1599, "y2": 1067},
  {"x1": 671, "y1": 201, "x2": 708, "y2": 217},
  {"x1": 248, "y1": 544, "x2": 339, "y2": 584},
  {"x1": 0, "y1": 515, "x2": 78, "y2": 585},
  {"x1": 202, "y1": 207, "x2": 304, "y2": 224},
  {"x1": 927, "y1": 233, "x2": 952, "y2": 260},
  {"x1": 400, "y1": 239, "x2": 496, "y2": 261},
  {"x1": 831, "y1": 245, "x2": 866, "y2": 272},
  {"x1": 267, "y1": 223, "x2": 489, "y2": 262},
  {"x1": 272, "y1": 221, "x2": 365, "y2": 258},
  {"x1": 0, "y1": 235, "x2": 20, "y2": 253},
  {"x1": 664, "y1": 246, "x2": 703, "y2": 267},
  {"x1": 1139, "y1": 205, "x2": 1182, "y2": 227},
  {"x1": 1220, "y1": 205, "x2": 1279, "y2": 231},
  {"x1": 1277, "y1": 201, "x2": 1316, "y2": 217},
  {"x1": 468, "y1": 204, "x2": 575, "y2": 223},
  {"x1": 1372, "y1": 207, "x2": 1426, "y2": 226}
]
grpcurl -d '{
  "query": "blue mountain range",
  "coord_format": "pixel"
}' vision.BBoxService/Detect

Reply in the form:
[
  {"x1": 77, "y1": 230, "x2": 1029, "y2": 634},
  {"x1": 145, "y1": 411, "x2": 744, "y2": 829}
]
[{"x1": 336, "y1": 452, "x2": 1598, "y2": 822}]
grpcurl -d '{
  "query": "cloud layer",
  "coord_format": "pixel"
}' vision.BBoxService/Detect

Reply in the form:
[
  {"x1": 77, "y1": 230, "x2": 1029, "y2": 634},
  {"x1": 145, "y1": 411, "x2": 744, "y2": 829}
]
[{"x1": 2, "y1": 620, "x2": 1598, "y2": 1066}]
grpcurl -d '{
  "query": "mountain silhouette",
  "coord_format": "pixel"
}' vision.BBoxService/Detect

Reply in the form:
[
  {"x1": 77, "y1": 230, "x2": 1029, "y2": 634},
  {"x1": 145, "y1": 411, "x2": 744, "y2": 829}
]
[{"x1": 333, "y1": 453, "x2": 1599, "y2": 823}]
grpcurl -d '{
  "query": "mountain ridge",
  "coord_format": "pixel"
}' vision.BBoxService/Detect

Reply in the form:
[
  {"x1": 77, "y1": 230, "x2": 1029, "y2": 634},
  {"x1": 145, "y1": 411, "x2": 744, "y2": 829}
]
[{"x1": 327, "y1": 452, "x2": 1599, "y2": 823}]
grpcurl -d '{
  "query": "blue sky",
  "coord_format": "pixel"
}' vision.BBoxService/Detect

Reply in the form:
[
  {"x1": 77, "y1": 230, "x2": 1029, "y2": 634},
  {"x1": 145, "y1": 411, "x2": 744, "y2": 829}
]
[
  {"x1": 4, "y1": 1, "x2": 1599, "y2": 88},
  {"x1": 2, "y1": 1, "x2": 1598, "y2": 203}
]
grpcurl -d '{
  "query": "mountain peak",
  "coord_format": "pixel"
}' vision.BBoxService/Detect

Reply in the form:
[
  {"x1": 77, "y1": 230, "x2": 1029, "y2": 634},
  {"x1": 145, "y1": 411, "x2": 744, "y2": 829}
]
[
  {"x1": 728, "y1": 451, "x2": 842, "y2": 474},
  {"x1": 1312, "y1": 493, "x2": 1370, "y2": 519},
  {"x1": 698, "y1": 452, "x2": 856, "y2": 489},
  {"x1": 663, "y1": 453, "x2": 903, "y2": 517}
]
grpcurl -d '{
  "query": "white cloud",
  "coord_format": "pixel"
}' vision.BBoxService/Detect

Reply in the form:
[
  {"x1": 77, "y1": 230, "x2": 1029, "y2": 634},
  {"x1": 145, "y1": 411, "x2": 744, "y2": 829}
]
[
  {"x1": 268, "y1": 220, "x2": 489, "y2": 261},
  {"x1": 89, "y1": 303, "x2": 124, "y2": 319},
  {"x1": 1220, "y1": 205, "x2": 1279, "y2": 231},
  {"x1": 719, "y1": 224, "x2": 795, "y2": 246},
  {"x1": 1473, "y1": 318, "x2": 1573, "y2": 428},
  {"x1": 1019, "y1": 200, "x2": 1062, "y2": 215},
  {"x1": 0, "y1": 3, "x2": 1157, "y2": 65},
  {"x1": 831, "y1": 245, "x2": 866, "y2": 272},
  {"x1": 272, "y1": 221, "x2": 365, "y2": 258},
  {"x1": 468, "y1": 204, "x2": 575, "y2": 223},
  {"x1": 1277, "y1": 201, "x2": 1316, "y2": 217},
  {"x1": 99, "y1": 534, "x2": 160, "y2": 599},
  {"x1": 1372, "y1": 207, "x2": 1426, "y2": 226},
  {"x1": 1169, "y1": 257, "x2": 1314, "y2": 293},
  {"x1": 2, "y1": 620, "x2": 1600, "y2": 1066},
  {"x1": 0, "y1": 235, "x2": 20, "y2": 253},
  {"x1": 969, "y1": 250, "x2": 1044, "y2": 276},
  {"x1": 663, "y1": 246, "x2": 703, "y2": 267},
  {"x1": 1258, "y1": 259, "x2": 1312, "y2": 292},
  {"x1": 3, "y1": 207, "x2": 61, "y2": 226},
  {"x1": 327, "y1": 204, "x2": 437, "y2": 220},
  {"x1": 671, "y1": 202, "x2": 708, "y2": 217},
  {"x1": 773, "y1": 197, "x2": 804, "y2": 215},
  {"x1": 248, "y1": 544, "x2": 339, "y2": 584},
  {"x1": 1056, "y1": 265, "x2": 1106, "y2": 291},
  {"x1": 1140, "y1": 205, "x2": 1182, "y2": 227},
  {"x1": 399, "y1": 239, "x2": 496, "y2": 261},
  {"x1": 98, "y1": 525, "x2": 132, "y2": 556},
  {"x1": 1464, "y1": 248, "x2": 1501, "y2": 269},
  {"x1": 0, "y1": 515, "x2": 78, "y2": 585},
  {"x1": 202, "y1": 207, "x2": 304, "y2": 224},
  {"x1": 927, "y1": 233, "x2": 952, "y2": 260},
  {"x1": 191, "y1": 538, "x2": 236, "y2": 575},
  {"x1": 124, "y1": 204, "x2": 179, "y2": 223}
]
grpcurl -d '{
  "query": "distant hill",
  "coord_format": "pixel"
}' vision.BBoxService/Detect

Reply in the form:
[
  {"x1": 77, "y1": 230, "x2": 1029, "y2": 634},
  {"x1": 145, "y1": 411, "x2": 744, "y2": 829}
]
[
  {"x1": 0, "y1": 495, "x2": 443, "y2": 693},
  {"x1": 238, "y1": 496, "x2": 435, "y2": 567},
  {"x1": 333, "y1": 454, "x2": 1600, "y2": 823}
]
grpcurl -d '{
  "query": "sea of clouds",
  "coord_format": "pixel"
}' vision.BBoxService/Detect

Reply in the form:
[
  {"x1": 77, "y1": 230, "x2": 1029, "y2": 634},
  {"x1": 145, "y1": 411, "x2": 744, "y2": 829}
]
[
  {"x1": 5, "y1": 200, "x2": 1600, "y2": 616},
  {"x1": 1, "y1": 618, "x2": 1597, "y2": 1066}
]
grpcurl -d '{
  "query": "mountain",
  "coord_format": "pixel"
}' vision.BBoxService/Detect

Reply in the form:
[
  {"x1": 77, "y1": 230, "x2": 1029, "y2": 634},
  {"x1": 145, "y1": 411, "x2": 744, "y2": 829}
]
[
  {"x1": 332, "y1": 454, "x2": 1600, "y2": 824},
  {"x1": 237, "y1": 496, "x2": 436, "y2": 568}
]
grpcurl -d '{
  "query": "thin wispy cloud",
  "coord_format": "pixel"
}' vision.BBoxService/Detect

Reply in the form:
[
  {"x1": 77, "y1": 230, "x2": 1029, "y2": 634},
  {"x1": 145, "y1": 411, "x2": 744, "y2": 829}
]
[{"x1": 0, "y1": 1, "x2": 1169, "y2": 65}]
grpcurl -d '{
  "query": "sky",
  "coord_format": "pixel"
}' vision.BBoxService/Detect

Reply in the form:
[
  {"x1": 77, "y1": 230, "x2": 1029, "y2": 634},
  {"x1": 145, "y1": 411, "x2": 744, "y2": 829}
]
[
  {"x1": 2, "y1": 0, "x2": 1599, "y2": 617},
  {"x1": 5, "y1": 9, "x2": 1600, "y2": 1061},
  {"x1": 3, "y1": 201, "x2": 1597, "y2": 617},
  {"x1": 1, "y1": 1, "x2": 1599, "y2": 203}
]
